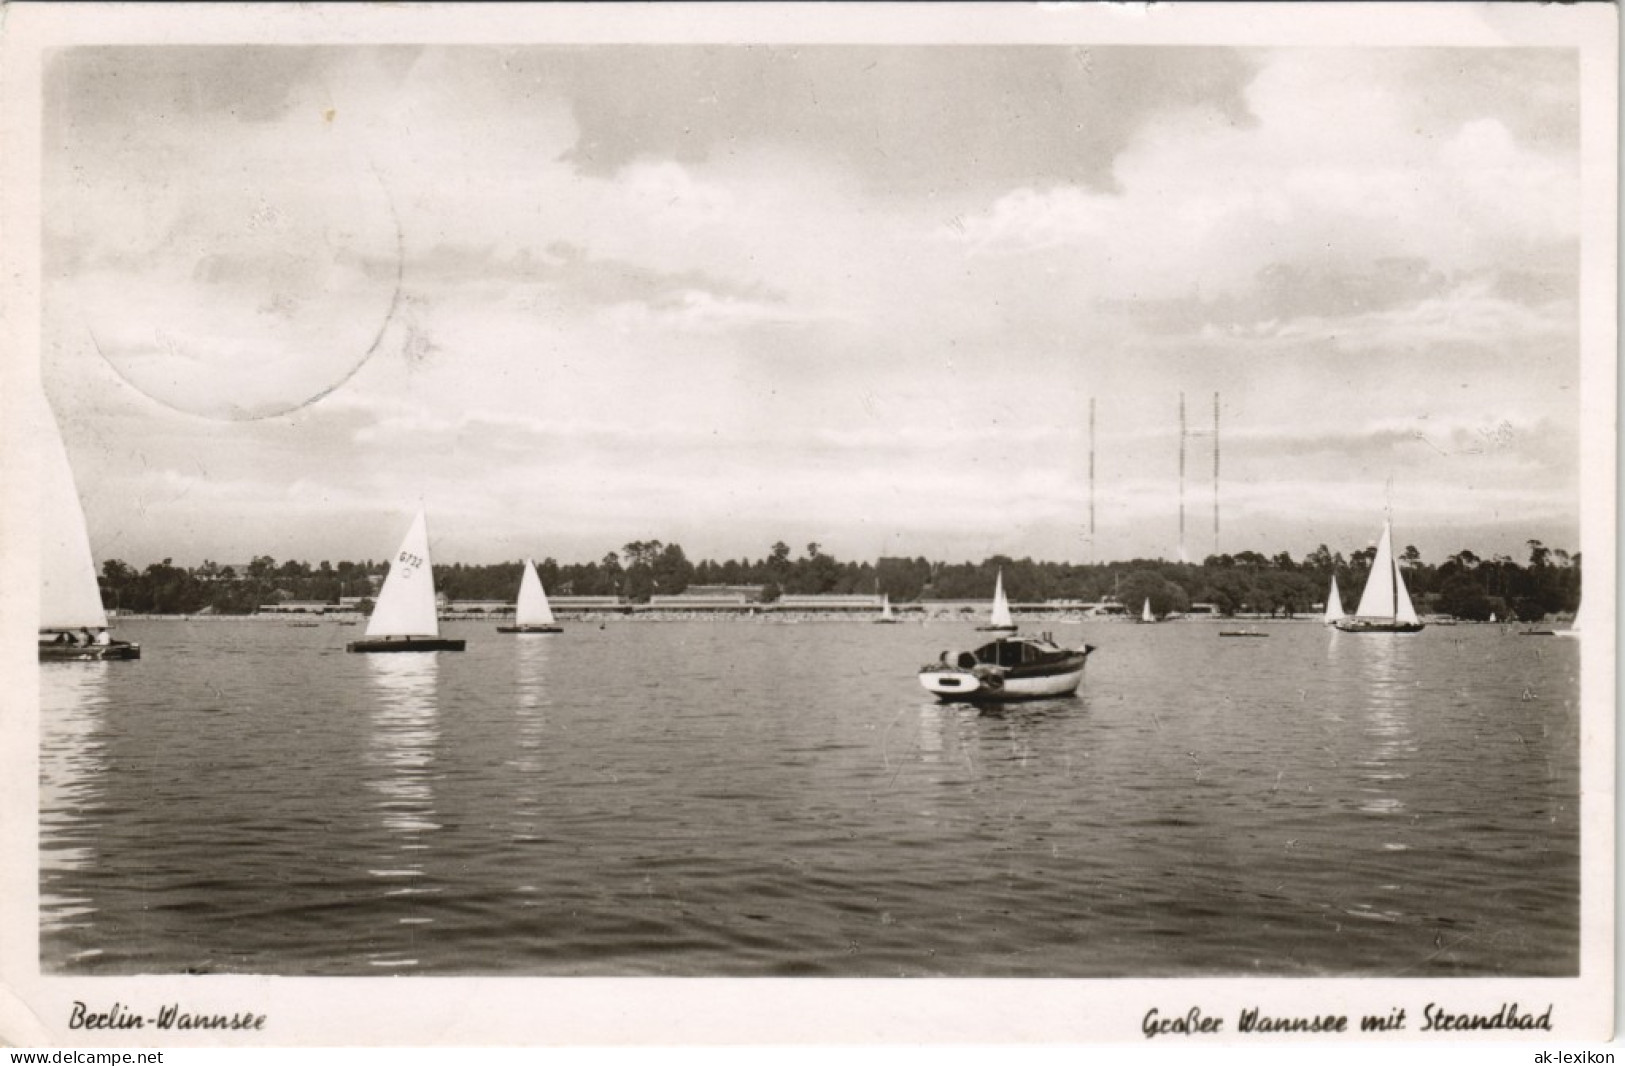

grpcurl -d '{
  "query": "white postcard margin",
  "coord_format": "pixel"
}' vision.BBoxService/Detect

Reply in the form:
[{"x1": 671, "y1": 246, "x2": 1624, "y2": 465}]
[{"x1": 0, "y1": 1, "x2": 1615, "y2": 1049}]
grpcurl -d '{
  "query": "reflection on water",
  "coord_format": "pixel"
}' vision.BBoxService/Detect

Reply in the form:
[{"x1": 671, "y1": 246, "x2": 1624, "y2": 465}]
[
  {"x1": 909, "y1": 697, "x2": 1077, "y2": 784},
  {"x1": 513, "y1": 637, "x2": 553, "y2": 771},
  {"x1": 510, "y1": 638, "x2": 553, "y2": 865},
  {"x1": 1354, "y1": 634, "x2": 1418, "y2": 817},
  {"x1": 39, "y1": 663, "x2": 110, "y2": 950},
  {"x1": 1331, "y1": 634, "x2": 1423, "y2": 927},
  {"x1": 362, "y1": 654, "x2": 441, "y2": 969}
]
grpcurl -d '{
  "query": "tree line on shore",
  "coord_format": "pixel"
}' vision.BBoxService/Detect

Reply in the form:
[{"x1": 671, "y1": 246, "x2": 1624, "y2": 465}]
[{"x1": 96, "y1": 538, "x2": 1580, "y2": 622}]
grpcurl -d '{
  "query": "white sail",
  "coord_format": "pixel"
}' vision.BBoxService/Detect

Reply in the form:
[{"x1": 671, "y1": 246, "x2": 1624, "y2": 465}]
[
  {"x1": 40, "y1": 407, "x2": 110, "y2": 631},
  {"x1": 880, "y1": 594, "x2": 894, "y2": 620},
  {"x1": 1324, "y1": 575, "x2": 1346, "y2": 624},
  {"x1": 1141, "y1": 597, "x2": 1154, "y2": 623},
  {"x1": 1561, "y1": 600, "x2": 1581, "y2": 638},
  {"x1": 515, "y1": 559, "x2": 557, "y2": 626},
  {"x1": 1393, "y1": 558, "x2": 1420, "y2": 625},
  {"x1": 1353, "y1": 522, "x2": 1397, "y2": 619},
  {"x1": 365, "y1": 510, "x2": 441, "y2": 638},
  {"x1": 1352, "y1": 520, "x2": 1419, "y2": 623},
  {"x1": 989, "y1": 571, "x2": 1014, "y2": 628}
]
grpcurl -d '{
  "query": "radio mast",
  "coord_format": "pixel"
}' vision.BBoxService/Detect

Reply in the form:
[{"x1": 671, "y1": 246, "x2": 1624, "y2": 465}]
[
  {"x1": 1179, "y1": 391, "x2": 1221, "y2": 563},
  {"x1": 1088, "y1": 396, "x2": 1096, "y2": 564}
]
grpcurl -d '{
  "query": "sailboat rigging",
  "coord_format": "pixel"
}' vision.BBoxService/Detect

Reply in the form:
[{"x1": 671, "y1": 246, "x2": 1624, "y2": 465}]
[
  {"x1": 977, "y1": 570, "x2": 1018, "y2": 632},
  {"x1": 1323, "y1": 574, "x2": 1346, "y2": 625},
  {"x1": 1332, "y1": 519, "x2": 1424, "y2": 633},
  {"x1": 38, "y1": 402, "x2": 140, "y2": 661},
  {"x1": 346, "y1": 509, "x2": 467, "y2": 652},
  {"x1": 498, "y1": 559, "x2": 563, "y2": 633}
]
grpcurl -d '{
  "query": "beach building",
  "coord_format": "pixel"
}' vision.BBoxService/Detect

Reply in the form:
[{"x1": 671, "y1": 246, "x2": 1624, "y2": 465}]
[
  {"x1": 256, "y1": 600, "x2": 338, "y2": 615},
  {"x1": 647, "y1": 588, "x2": 758, "y2": 612},
  {"x1": 774, "y1": 594, "x2": 884, "y2": 613},
  {"x1": 550, "y1": 596, "x2": 629, "y2": 615}
]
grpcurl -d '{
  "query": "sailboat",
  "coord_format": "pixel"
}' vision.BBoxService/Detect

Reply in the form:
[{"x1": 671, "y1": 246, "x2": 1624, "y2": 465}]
[
  {"x1": 1554, "y1": 595, "x2": 1582, "y2": 639},
  {"x1": 1323, "y1": 574, "x2": 1346, "y2": 625},
  {"x1": 976, "y1": 570, "x2": 1018, "y2": 632},
  {"x1": 346, "y1": 509, "x2": 466, "y2": 653},
  {"x1": 1332, "y1": 518, "x2": 1425, "y2": 633},
  {"x1": 1138, "y1": 597, "x2": 1156, "y2": 624},
  {"x1": 497, "y1": 559, "x2": 562, "y2": 633},
  {"x1": 39, "y1": 403, "x2": 139, "y2": 661},
  {"x1": 872, "y1": 592, "x2": 900, "y2": 624}
]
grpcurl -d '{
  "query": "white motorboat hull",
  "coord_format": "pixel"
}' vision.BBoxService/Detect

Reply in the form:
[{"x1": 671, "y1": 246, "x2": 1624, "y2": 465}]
[{"x1": 919, "y1": 662, "x2": 1087, "y2": 702}]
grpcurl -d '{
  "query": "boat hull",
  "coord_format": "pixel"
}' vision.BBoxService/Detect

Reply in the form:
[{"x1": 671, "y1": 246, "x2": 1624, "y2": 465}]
[
  {"x1": 920, "y1": 650, "x2": 1092, "y2": 702},
  {"x1": 496, "y1": 625, "x2": 563, "y2": 633},
  {"x1": 39, "y1": 641, "x2": 140, "y2": 662},
  {"x1": 1219, "y1": 630, "x2": 1268, "y2": 638},
  {"x1": 347, "y1": 637, "x2": 467, "y2": 653},
  {"x1": 975, "y1": 624, "x2": 1018, "y2": 633},
  {"x1": 920, "y1": 663, "x2": 1088, "y2": 701},
  {"x1": 1332, "y1": 618, "x2": 1425, "y2": 633}
]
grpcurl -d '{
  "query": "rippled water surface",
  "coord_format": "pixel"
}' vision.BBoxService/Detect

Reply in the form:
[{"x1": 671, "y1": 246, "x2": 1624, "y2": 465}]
[{"x1": 40, "y1": 618, "x2": 1579, "y2": 976}]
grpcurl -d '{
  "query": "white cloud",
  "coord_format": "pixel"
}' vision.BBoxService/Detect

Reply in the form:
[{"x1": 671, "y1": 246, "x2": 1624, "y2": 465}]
[{"x1": 950, "y1": 51, "x2": 1578, "y2": 305}]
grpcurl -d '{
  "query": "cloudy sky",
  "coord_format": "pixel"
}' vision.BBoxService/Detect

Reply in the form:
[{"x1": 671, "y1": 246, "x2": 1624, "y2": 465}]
[{"x1": 41, "y1": 43, "x2": 1584, "y2": 569}]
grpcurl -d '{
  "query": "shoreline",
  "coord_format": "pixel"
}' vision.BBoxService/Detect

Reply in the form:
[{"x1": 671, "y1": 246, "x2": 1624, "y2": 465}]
[{"x1": 101, "y1": 611, "x2": 1482, "y2": 625}]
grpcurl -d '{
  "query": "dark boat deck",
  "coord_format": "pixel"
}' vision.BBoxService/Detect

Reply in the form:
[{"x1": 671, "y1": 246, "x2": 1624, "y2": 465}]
[{"x1": 346, "y1": 637, "x2": 466, "y2": 653}]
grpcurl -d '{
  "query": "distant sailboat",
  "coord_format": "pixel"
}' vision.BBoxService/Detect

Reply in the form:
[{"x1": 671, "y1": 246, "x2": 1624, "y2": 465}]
[
  {"x1": 976, "y1": 570, "x2": 1018, "y2": 632},
  {"x1": 1139, "y1": 597, "x2": 1156, "y2": 624},
  {"x1": 873, "y1": 592, "x2": 900, "y2": 624},
  {"x1": 346, "y1": 509, "x2": 466, "y2": 653},
  {"x1": 498, "y1": 559, "x2": 562, "y2": 634},
  {"x1": 1333, "y1": 519, "x2": 1424, "y2": 633},
  {"x1": 1323, "y1": 574, "x2": 1346, "y2": 625},
  {"x1": 39, "y1": 403, "x2": 139, "y2": 661}
]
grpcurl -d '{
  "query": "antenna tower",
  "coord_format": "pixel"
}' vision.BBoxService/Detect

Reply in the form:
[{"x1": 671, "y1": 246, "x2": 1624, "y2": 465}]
[
  {"x1": 1179, "y1": 391, "x2": 1221, "y2": 562},
  {"x1": 1178, "y1": 393, "x2": 1187, "y2": 563},
  {"x1": 1088, "y1": 397, "x2": 1096, "y2": 564}
]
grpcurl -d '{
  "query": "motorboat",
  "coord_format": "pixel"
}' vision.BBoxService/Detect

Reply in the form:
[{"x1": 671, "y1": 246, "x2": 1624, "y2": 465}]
[{"x1": 919, "y1": 632, "x2": 1094, "y2": 702}]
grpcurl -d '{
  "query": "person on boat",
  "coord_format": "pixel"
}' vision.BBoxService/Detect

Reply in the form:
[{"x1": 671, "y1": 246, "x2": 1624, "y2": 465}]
[
  {"x1": 92, "y1": 629, "x2": 111, "y2": 646},
  {"x1": 80, "y1": 628, "x2": 96, "y2": 645}
]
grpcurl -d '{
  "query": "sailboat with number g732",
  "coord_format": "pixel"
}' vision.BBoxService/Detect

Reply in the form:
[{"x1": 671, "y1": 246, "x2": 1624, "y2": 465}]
[{"x1": 347, "y1": 509, "x2": 466, "y2": 653}]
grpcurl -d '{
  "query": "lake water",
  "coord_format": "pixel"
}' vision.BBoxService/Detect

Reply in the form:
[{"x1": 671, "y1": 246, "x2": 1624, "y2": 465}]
[{"x1": 39, "y1": 617, "x2": 1579, "y2": 977}]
